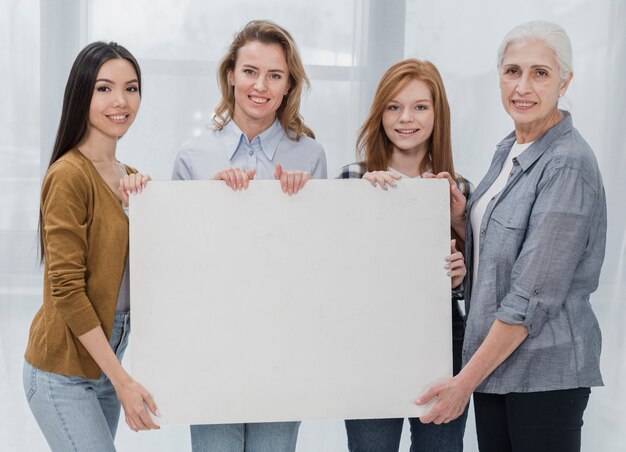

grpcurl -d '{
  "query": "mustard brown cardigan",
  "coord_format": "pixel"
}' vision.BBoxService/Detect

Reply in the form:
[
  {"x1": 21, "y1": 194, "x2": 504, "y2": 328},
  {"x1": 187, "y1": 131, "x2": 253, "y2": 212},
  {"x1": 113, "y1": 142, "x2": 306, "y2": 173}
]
[{"x1": 25, "y1": 148, "x2": 136, "y2": 379}]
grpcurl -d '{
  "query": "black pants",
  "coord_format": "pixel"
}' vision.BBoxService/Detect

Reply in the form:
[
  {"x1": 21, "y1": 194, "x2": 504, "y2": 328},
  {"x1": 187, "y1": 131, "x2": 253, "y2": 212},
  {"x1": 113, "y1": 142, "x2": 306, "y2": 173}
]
[{"x1": 473, "y1": 387, "x2": 591, "y2": 452}]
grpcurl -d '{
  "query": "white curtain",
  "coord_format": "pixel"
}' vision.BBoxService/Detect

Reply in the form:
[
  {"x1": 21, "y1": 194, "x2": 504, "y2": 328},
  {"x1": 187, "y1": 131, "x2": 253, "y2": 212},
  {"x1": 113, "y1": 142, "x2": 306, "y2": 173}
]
[{"x1": 2, "y1": 0, "x2": 624, "y2": 450}]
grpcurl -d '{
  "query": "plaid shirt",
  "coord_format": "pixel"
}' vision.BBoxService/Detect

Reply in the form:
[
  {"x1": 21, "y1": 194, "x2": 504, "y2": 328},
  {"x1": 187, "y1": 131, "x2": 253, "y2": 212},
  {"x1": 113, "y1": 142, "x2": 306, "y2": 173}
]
[
  {"x1": 336, "y1": 162, "x2": 475, "y2": 302},
  {"x1": 336, "y1": 162, "x2": 474, "y2": 196}
]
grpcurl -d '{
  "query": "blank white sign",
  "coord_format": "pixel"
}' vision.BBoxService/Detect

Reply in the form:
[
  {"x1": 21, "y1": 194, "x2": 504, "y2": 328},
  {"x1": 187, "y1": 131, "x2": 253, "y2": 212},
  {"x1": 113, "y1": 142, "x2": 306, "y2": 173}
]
[{"x1": 130, "y1": 179, "x2": 451, "y2": 426}]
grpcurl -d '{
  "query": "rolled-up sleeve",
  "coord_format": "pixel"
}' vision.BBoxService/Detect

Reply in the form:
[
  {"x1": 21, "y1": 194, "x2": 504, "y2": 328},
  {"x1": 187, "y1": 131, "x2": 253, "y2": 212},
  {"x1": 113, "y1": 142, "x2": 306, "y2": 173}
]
[
  {"x1": 495, "y1": 162, "x2": 599, "y2": 337},
  {"x1": 42, "y1": 163, "x2": 101, "y2": 336}
]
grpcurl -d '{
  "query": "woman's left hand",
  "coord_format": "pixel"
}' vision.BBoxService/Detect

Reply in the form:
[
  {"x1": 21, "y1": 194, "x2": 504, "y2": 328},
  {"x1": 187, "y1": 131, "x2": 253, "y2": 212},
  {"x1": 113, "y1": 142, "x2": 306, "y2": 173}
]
[
  {"x1": 416, "y1": 375, "x2": 473, "y2": 424},
  {"x1": 425, "y1": 172, "x2": 466, "y2": 222},
  {"x1": 115, "y1": 376, "x2": 160, "y2": 432},
  {"x1": 119, "y1": 173, "x2": 152, "y2": 206},
  {"x1": 274, "y1": 164, "x2": 311, "y2": 195},
  {"x1": 447, "y1": 239, "x2": 466, "y2": 289}
]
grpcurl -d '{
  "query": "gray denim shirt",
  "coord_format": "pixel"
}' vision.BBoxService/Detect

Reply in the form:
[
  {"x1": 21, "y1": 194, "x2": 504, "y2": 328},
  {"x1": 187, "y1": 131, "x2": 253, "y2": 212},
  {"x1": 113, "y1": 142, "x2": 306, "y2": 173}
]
[{"x1": 463, "y1": 111, "x2": 606, "y2": 394}]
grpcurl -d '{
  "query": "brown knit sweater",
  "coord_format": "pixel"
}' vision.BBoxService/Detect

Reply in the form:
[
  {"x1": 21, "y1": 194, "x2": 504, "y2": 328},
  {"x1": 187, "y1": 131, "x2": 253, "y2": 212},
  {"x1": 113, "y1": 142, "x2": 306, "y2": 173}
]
[{"x1": 25, "y1": 148, "x2": 136, "y2": 379}]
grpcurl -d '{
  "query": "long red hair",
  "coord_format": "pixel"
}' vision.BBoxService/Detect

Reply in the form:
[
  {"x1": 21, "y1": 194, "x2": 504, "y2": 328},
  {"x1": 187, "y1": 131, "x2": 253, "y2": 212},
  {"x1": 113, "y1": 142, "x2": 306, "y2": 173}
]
[{"x1": 357, "y1": 59, "x2": 455, "y2": 177}]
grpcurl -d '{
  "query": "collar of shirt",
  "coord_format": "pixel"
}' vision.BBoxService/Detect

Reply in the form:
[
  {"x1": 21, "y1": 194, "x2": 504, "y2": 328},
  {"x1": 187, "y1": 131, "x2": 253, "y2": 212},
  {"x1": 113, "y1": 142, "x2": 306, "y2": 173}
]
[
  {"x1": 496, "y1": 110, "x2": 573, "y2": 172},
  {"x1": 223, "y1": 119, "x2": 283, "y2": 162}
]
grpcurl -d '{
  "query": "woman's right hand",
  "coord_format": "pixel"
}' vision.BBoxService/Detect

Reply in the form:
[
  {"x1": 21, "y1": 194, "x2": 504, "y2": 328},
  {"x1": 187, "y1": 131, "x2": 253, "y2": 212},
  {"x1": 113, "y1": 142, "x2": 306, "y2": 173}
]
[
  {"x1": 119, "y1": 173, "x2": 152, "y2": 207},
  {"x1": 115, "y1": 376, "x2": 160, "y2": 431},
  {"x1": 212, "y1": 167, "x2": 257, "y2": 191},
  {"x1": 363, "y1": 171, "x2": 401, "y2": 191}
]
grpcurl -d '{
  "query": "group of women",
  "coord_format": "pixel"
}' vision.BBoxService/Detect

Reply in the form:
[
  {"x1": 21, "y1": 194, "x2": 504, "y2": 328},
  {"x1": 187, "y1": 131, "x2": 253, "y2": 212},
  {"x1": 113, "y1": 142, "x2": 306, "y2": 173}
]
[{"x1": 23, "y1": 18, "x2": 606, "y2": 452}]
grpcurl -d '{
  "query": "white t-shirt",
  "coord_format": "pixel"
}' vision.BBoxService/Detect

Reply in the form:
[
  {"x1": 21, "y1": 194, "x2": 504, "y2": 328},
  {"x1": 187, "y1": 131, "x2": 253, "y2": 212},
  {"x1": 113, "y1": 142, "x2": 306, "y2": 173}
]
[
  {"x1": 470, "y1": 140, "x2": 533, "y2": 289},
  {"x1": 388, "y1": 166, "x2": 431, "y2": 179}
]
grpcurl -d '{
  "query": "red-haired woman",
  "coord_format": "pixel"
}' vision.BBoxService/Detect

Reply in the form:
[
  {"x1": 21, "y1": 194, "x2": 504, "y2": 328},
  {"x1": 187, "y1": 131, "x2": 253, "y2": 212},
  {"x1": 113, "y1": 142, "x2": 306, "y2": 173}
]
[{"x1": 337, "y1": 58, "x2": 472, "y2": 452}]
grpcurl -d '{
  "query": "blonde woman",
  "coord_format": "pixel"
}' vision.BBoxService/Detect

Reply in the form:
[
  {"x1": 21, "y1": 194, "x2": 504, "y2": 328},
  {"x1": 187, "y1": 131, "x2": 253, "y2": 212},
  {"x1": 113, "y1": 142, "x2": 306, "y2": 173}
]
[{"x1": 172, "y1": 20, "x2": 327, "y2": 452}]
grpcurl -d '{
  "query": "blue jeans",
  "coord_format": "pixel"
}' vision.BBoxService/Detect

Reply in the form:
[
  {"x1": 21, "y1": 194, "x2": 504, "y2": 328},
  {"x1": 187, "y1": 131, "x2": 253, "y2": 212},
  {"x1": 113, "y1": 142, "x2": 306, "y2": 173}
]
[
  {"x1": 190, "y1": 421, "x2": 300, "y2": 452},
  {"x1": 23, "y1": 311, "x2": 131, "y2": 452},
  {"x1": 345, "y1": 303, "x2": 468, "y2": 452}
]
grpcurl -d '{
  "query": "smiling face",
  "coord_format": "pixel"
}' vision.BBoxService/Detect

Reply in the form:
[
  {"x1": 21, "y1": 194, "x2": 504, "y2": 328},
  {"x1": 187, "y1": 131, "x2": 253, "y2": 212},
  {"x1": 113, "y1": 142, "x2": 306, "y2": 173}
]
[
  {"x1": 382, "y1": 78, "x2": 435, "y2": 159},
  {"x1": 229, "y1": 40, "x2": 290, "y2": 137},
  {"x1": 87, "y1": 58, "x2": 140, "y2": 144},
  {"x1": 500, "y1": 38, "x2": 572, "y2": 142}
]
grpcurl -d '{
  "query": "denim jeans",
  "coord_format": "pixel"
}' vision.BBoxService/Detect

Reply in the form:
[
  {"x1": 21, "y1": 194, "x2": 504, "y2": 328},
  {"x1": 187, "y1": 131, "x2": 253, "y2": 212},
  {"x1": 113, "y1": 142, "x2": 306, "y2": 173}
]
[
  {"x1": 345, "y1": 303, "x2": 468, "y2": 452},
  {"x1": 23, "y1": 311, "x2": 131, "y2": 452},
  {"x1": 190, "y1": 421, "x2": 300, "y2": 452}
]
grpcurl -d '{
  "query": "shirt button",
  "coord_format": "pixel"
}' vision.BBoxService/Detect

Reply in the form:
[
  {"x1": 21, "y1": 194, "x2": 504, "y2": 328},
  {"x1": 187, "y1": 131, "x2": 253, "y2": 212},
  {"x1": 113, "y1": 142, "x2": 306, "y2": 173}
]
[
  {"x1": 480, "y1": 229, "x2": 486, "y2": 236},
  {"x1": 532, "y1": 289, "x2": 540, "y2": 296},
  {"x1": 509, "y1": 171, "x2": 514, "y2": 177},
  {"x1": 249, "y1": 151, "x2": 253, "y2": 156}
]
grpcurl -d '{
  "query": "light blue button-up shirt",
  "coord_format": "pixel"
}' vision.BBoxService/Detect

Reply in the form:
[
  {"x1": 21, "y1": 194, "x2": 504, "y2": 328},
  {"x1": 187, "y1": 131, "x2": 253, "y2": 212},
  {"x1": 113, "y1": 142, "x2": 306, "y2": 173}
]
[
  {"x1": 172, "y1": 120, "x2": 327, "y2": 181},
  {"x1": 463, "y1": 111, "x2": 606, "y2": 394}
]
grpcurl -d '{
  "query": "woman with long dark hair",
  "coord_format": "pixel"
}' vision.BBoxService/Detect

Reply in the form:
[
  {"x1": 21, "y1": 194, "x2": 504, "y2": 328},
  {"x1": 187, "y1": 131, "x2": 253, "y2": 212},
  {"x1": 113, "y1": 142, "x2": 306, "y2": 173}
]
[{"x1": 24, "y1": 41, "x2": 159, "y2": 451}]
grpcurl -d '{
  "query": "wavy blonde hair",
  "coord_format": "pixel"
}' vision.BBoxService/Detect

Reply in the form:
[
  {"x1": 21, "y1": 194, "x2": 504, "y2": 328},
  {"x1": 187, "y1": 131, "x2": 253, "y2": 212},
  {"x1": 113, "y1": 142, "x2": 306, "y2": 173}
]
[
  {"x1": 357, "y1": 59, "x2": 455, "y2": 177},
  {"x1": 213, "y1": 20, "x2": 314, "y2": 140}
]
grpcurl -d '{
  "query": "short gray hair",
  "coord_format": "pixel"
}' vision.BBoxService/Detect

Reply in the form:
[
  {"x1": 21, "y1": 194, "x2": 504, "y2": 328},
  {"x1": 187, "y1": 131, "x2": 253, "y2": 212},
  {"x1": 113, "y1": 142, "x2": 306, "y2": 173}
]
[{"x1": 497, "y1": 20, "x2": 573, "y2": 80}]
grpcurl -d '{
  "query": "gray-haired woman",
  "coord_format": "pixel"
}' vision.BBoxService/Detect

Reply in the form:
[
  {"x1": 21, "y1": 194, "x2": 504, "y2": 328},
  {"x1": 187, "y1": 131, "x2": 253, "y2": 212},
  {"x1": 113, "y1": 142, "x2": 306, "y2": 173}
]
[{"x1": 418, "y1": 20, "x2": 606, "y2": 452}]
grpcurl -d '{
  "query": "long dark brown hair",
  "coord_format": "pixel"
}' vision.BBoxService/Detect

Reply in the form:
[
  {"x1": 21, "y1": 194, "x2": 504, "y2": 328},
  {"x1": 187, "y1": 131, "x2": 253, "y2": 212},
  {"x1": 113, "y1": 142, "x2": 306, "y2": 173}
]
[{"x1": 39, "y1": 42, "x2": 141, "y2": 261}]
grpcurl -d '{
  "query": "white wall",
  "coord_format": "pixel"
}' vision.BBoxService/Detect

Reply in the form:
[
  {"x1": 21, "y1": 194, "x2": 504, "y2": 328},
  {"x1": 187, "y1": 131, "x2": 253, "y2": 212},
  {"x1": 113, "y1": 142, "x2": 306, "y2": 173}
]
[{"x1": 2, "y1": 0, "x2": 625, "y2": 450}]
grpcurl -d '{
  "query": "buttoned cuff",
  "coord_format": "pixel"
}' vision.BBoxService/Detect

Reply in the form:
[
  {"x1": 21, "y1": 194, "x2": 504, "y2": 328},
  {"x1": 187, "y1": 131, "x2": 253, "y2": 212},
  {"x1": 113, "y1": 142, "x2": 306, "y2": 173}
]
[
  {"x1": 495, "y1": 292, "x2": 548, "y2": 337},
  {"x1": 451, "y1": 282, "x2": 464, "y2": 301}
]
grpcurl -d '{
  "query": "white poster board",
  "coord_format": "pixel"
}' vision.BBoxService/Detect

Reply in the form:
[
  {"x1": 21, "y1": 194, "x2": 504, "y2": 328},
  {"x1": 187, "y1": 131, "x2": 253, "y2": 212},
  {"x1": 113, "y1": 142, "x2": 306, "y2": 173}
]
[{"x1": 130, "y1": 179, "x2": 451, "y2": 426}]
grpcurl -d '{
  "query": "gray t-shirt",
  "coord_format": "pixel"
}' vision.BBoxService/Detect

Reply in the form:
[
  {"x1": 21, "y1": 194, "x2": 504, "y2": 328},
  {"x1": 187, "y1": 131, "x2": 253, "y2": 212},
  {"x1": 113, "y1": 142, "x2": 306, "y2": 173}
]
[{"x1": 115, "y1": 207, "x2": 130, "y2": 312}]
